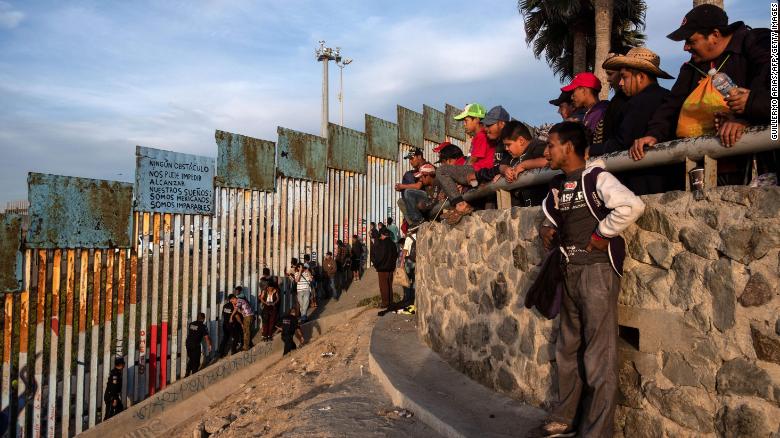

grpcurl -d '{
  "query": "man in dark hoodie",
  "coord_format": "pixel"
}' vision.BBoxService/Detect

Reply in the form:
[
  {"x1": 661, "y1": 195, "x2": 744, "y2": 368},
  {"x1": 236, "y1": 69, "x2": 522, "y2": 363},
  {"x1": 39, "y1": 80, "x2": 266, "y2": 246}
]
[
  {"x1": 371, "y1": 227, "x2": 398, "y2": 309},
  {"x1": 632, "y1": 5, "x2": 772, "y2": 182}
]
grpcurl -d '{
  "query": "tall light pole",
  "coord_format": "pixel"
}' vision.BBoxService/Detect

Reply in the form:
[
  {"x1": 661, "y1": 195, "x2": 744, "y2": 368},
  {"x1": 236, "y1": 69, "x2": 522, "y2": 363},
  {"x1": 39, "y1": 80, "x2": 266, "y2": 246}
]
[
  {"x1": 315, "y1": 41, "x2": 341, "y2": 138},
  {"x1": 337, "y1": 58, "x2": 352, "y2": 126}
]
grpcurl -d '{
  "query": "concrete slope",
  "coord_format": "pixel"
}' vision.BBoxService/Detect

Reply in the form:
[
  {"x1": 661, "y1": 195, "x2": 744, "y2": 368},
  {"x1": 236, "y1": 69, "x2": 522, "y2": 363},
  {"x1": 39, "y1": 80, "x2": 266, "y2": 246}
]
[
  {"x1": 80, "y1": 306, "x2": 366, "y2": 438},
  {"x1": 369, "y1": 313, "x2": 546, "y2": 438}
]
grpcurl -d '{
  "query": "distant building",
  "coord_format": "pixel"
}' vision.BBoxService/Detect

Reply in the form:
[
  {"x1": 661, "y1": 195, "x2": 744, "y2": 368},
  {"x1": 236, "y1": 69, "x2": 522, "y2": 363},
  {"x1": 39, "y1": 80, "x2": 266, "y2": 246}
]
[{"x1": 3, "y1": 199, "x2": 29, "y2": 216}]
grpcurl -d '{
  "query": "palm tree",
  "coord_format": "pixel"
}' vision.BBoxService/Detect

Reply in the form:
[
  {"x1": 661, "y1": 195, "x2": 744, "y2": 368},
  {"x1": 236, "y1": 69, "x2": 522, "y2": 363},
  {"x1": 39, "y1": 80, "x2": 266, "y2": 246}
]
[
  {"x1": 594, "y1": 0, "x2": 613, "y2": 99},
  {"x1": 518, "y1": 0, "x2": 646, "y2": 84}
]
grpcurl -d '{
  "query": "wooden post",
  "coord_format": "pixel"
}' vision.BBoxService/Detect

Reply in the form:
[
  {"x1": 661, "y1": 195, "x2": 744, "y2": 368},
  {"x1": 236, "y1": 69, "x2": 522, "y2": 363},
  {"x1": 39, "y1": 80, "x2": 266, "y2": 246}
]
[
  {"x1": 497, "y1": 189, "x2": 512, "y2": 209},
  {"x1": 704, "y1": 155, "x2": 717, "y2": 189}
]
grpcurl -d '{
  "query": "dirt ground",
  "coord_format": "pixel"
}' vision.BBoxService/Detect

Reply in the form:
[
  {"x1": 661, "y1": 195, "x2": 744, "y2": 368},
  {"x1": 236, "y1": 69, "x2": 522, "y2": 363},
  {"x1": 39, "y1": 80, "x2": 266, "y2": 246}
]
[{"x1": 170, "y1": 307, "x2": 439, "y2": 438}]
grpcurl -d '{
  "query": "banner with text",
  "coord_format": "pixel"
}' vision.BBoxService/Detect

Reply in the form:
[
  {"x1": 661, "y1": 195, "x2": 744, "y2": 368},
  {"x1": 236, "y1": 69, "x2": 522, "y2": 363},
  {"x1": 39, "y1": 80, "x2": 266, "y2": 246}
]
[{"x1": 135, "y1": 146, "x2": 215, "y2": 214}]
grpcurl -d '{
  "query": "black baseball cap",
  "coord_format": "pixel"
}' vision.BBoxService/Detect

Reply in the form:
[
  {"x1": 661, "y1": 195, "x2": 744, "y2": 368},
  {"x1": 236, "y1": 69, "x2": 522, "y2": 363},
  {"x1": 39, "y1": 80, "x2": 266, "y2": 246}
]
[
  {"x1": 549, "y1": 91, "x2": 572, "y2": 106},
  {"x1": 667, "y1": 4, "x2": 742, "y2": 41},
  {"x1": 404, "y1": 147, "x2": 424, "y2": 159},
  {"x1": 434, "y1": 144, "x2": 464, "y2": 163}
]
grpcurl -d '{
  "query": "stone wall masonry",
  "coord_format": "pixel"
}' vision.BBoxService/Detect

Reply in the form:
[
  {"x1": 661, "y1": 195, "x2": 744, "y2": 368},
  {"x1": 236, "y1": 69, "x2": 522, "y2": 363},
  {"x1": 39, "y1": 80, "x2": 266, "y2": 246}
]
[{"x1": 415, "y1": 186, "x2": 780, "y2": 437}]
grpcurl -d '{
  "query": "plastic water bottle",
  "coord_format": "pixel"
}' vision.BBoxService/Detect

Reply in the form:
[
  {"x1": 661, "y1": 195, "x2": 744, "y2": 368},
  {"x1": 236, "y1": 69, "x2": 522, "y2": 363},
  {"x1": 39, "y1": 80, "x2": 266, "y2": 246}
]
[{"x1": 709, "y1": 69, "x2": 737, "y2": 98}]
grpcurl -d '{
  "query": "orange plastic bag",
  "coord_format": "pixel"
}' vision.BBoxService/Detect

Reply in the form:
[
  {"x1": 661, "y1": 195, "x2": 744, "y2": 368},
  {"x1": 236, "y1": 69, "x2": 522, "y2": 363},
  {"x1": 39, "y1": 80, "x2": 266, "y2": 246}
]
[{"x1": 676, "y1": 74, "x2": 728, "y2": 138}]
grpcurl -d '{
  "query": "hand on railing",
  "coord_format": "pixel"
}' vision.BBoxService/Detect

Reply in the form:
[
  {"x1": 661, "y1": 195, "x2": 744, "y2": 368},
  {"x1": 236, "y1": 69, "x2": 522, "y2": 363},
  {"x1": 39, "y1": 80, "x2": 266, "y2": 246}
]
[
  {"x1": 630, "y1": 136, "x2": 658, "y2": 161},
  {"x1": 715, "y1": 113, "x2": 748, "y2": 148}
]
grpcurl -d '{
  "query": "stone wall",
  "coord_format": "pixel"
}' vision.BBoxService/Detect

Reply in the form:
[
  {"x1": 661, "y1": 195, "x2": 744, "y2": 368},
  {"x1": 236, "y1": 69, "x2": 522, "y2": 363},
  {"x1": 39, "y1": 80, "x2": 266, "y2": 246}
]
[{"x1": 415, "y1": 187, "x2": 780, "y2": 437}]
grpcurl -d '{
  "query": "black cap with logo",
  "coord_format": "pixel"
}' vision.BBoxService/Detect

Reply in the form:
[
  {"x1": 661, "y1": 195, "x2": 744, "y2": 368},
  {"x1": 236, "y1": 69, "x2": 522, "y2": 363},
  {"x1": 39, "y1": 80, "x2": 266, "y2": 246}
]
[
  {"x1": 667, "y1": 4, "x2": 742, "y2": 41},
  {"x1": 404, "y1": 147, "x2": 424, "y2": 159}
]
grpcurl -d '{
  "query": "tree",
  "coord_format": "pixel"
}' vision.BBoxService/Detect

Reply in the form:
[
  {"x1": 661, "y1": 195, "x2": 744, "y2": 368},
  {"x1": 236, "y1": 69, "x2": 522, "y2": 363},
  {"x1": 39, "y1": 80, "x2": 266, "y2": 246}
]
[
  {"x1": 518, "y1": 0, "x2": 646, "y2": 83},
  {"x1": 594, "y1": 0, "x2": 613, "y2": 99}
]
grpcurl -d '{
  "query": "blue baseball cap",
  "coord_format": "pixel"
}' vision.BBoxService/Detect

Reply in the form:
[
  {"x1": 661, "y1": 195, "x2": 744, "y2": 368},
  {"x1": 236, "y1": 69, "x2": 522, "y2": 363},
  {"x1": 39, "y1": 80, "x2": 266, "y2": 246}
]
[{"x1": 482, "y1": 106, "x2": 510, "y2": 126}]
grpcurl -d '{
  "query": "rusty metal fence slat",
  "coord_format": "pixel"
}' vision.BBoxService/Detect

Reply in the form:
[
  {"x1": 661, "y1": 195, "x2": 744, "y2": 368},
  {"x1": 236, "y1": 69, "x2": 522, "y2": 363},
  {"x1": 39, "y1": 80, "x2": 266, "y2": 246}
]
[
  {"x1": 61, "y1": 250, "x2": 75, "y2": 437},
  {"x1": 179, "y1": 215, "x2": 190, "y2": 380},
  {"x1": 149, "y1": 213, "x2": 160, "y2": 396},
  {"x1": 161, "y1": 214, "x2": 171, "y2": 389},
  {"x1": 74, "y1": 249, "x2": 86, "y2": 434},
  {"x1": 87, "y1": 250, "x2": 100, "y2": 428},
  {"x1": 201, "y1": 214, "x2": 209, "y2": 320},
  {"x1": 1, "y1": 293, "x2": 11, "y2": 424},
  {"x1": 170, "y1": 214, "x2": 181, "y2": 384},
  {"x1": 102, "y1": 250, "x2": 114, "y2": 416},
  {"x1": 227, "y1": 189, "x2": 235, "y2": 296},
  {"x1": 115, "y1": 250, "x2": 127, "y2": 404}
]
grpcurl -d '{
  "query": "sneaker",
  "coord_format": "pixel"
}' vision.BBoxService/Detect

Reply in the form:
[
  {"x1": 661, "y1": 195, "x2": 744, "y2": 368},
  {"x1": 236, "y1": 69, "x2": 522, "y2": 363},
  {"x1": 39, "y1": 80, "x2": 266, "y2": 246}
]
[
  {"x1": 445, "y1": 209, "x2": 465, "y2": 225},
  {"x1": 529, "y1": 421, "x2": 576, "y2": 437}
]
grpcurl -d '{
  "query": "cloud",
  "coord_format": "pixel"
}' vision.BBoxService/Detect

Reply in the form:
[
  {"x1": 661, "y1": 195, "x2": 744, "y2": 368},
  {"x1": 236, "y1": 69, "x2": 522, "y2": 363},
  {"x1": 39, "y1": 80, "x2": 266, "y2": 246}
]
[
  {"x1": 0, "y1": 1, "x2": 24, "y2": 29},
  {"x1": 0, "y1": 0, "x2": 766, "y2": 205}
]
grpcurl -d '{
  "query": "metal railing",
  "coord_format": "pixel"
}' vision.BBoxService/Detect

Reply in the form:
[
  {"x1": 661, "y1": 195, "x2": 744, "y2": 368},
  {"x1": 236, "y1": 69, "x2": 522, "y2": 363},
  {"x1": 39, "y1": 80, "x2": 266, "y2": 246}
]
[{"x1": 456, "y1": 126, "x2": 775, "y2": 206}]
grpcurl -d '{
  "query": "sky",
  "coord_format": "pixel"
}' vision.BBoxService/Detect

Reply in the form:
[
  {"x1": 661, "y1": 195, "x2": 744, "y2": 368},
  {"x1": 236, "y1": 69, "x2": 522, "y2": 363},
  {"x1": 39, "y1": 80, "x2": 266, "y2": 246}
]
[{"x1": 0, "y1": 0, "x2": 767, "y2": 206}]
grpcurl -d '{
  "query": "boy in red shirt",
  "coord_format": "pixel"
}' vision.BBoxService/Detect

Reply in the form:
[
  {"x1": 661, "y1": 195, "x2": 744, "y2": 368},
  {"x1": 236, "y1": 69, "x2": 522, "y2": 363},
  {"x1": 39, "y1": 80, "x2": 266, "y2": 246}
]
[{"x1": 453, "y1": 103, "x2": 494, "y2": 172}]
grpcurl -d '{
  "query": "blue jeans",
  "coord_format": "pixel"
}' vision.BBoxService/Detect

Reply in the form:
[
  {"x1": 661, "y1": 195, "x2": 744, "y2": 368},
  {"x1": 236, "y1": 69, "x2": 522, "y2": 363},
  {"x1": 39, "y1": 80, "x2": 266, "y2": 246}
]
[
  {"x1": 328, "y1": 276, "x2": 339, "y2": 299},
  {"x1": 298, "y1": 289, "x2": 311, "y2": 319},
  {"x1": 403, "y1": 189, "x2": 429, "y2": 223}
]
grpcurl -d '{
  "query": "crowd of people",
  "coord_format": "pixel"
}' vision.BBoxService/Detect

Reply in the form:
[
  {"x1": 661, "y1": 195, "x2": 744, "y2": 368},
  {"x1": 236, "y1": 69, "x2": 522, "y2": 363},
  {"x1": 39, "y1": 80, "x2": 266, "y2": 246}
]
[
  {"x1": 393, "y1": 4, "x2": 772, "y2": 233},
  {"x1": 388, "y1": 5, "x2": 772, "y2": 438},
  {"x1": 98, "y1": 5, "x2": 772, "y2": 433},
  {"x1": 98, "y1": 242, "x2": 373, "y2": 420}
]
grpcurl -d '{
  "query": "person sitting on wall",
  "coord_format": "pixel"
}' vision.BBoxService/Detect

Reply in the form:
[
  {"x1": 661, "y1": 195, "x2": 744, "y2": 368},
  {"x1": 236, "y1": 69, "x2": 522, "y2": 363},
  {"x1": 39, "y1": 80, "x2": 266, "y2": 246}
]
[
  {"x1": 395, "y1": 147, "x2": 428, "y2": 221},
  {"x1": 403, "y1": 163, "x2": 441, "y2": 230},
  {"x1": 631, "y1": 5, "x2": 772, "y2": 183},
  {"x1": 434, "y1": 144, "x2": 479, "y2": 225},
  {"x1": 452, "y1": 103, "x2": 493, "y2": 172},
  {"x1": 395, "y1": 147, "x2": 427, "y2": 194},
  {"x1": 532, "y1": 121, "x2": 644, "y2": 438},
  {"x1": 474, "y1": 106, "x2": 514, "y2": 186},
  {"x1": 593, "y1": 47, "x2": 679, "y2": 195}
]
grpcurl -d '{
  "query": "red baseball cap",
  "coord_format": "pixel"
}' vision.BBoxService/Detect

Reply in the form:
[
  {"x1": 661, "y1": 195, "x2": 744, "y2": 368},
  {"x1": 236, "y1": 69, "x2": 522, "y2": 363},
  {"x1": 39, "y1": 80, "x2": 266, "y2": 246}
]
[
  {"x1": 561, "y1": 72, "x2": 602, "y2": 92},
  {"x1": 433, "y1": 141, "x2": 452, "y2": 153}
]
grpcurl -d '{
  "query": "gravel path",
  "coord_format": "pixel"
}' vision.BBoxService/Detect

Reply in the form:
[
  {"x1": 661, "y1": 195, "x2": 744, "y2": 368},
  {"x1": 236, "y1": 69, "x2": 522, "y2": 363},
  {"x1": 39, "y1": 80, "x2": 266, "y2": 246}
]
[{"x1": 171, "y1": 307, "x2": 438, "y2": 438}]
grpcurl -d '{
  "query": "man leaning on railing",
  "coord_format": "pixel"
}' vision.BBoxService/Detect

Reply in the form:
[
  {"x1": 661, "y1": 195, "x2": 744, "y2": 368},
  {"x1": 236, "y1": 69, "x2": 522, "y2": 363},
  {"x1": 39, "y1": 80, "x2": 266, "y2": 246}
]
[{"x1": 631, "y1": 4, "x2": 773, "y2": 186}]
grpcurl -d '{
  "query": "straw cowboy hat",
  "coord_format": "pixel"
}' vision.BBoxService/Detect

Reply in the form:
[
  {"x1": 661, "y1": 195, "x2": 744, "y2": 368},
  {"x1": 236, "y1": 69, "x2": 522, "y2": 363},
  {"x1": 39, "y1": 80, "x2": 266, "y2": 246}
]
[{"x1": 602, "y1": 47, "x2": 674, "y2": 80}]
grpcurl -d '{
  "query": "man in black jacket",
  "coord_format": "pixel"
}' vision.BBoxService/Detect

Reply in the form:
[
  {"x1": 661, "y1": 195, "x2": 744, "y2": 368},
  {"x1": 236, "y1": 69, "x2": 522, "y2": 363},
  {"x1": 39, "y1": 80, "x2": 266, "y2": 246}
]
[
  {"x1": 371, "y1": 228, "x2": 398, "y2": 309},
  {"x1": 594, "y1": 47, "x2": 676, "y2": 195},
  {"x1": 103, "y1": 357, "x2": 125, "y2": 421},
  {"x1": 218, "y1": 293, "x2": 236, "y2": 357},
  {"x1": 632, "y1": 5, "x2": 770, "y2": 154},
  {"x1": 185, "y1": 313, "x2": 212, "y2": 376}
]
